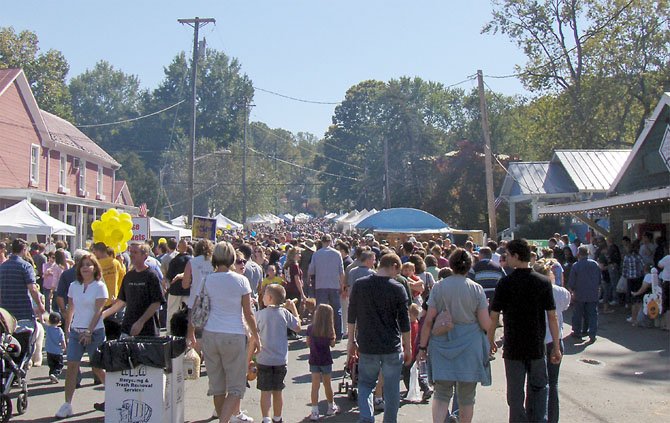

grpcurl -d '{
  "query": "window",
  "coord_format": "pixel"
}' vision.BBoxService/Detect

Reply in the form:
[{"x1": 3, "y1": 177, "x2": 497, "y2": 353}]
[
  {"x1": 59, "y1": 155, "x2": 67, "y2": 189},
  {"x1": 30, "y1": 144, "x2": 40, "y2": 185},
  {"x1": 78, "y1": 159, "x2": 86, "y2": 195},
  {"x1": 97, "y1": 165, "x2": 104, "y2": 197}
]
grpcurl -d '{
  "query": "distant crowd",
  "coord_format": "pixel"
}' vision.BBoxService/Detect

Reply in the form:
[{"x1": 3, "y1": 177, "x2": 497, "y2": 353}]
[{"x1": 0, "y1": 222, "x2": 668, "y2": 423}]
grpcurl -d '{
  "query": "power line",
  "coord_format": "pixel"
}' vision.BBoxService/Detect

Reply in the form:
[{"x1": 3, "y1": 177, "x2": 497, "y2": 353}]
[
  {"x1": 253, "y1": 86, "x2": 341, "y2": 105},
  {"x1": 247, "y1": 145, "x2": 360, "y2": 181},
  {"x1": 76, "y1": 100, "x2": 185, "y2": 128},
  {"x1": 250, "y1": 122, "x2": 363, "y2": 170}
]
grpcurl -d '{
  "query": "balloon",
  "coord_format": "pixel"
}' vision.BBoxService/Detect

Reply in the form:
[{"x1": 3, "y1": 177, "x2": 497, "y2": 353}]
[
  {"x1": 158, "y1": 238, "x2": 167, "y2": 245},
  {"x1": 226, "y1": 224, "x2": 232, "y2": 230},
  {"x1": 251, "y1": 231, "x2": 257, "y2": 237},
  {"x1": 110, "y1": 229, "x2": 124, "y2": 244},
  {"x1": 107, "y1": 216, "x2": 120, "y2": 226},
  {"x1": 105, "y1": 208, "x2": 120, "y2": 218},
  {"x1": 119, "y1": 212, "x2": 132, "y2": 221},
  {"x1": 91, "y1": 220, "x2": 101, "y2": 231},
  {"x1": 120, "y1": 220, "x2": 133, "y2": 232}
]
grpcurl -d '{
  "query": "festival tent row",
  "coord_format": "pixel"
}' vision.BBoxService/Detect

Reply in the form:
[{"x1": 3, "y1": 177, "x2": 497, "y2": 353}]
[
  {"x1": 294, "y1": 213, "x2": 312, "y2": 223},
  {"x1": 0, "y1": 199, "x2": 76, "y2": 236},
  {"x1": 246, "y1": 213, "x2": 283, "y2": 225},
  {"x1": 338, "y1": 209, "x2": 379, "y2": 232}
]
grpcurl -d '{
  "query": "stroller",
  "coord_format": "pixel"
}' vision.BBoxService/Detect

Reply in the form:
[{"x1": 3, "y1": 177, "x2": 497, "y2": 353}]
[
  {"x1": 338, "y1": 354, "x2": 359, "y2": 400},
  {"x1": 0, "y1": 308, "x2": 36, "y2": 422}
]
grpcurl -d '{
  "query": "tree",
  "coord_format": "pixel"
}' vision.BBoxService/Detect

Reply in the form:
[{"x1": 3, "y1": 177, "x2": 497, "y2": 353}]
[
  {"x1": 484, "y1": 0, "x2": 670, "y2": 148},
  {"x1": 69, "y1": 60, "x2": 146, "y2": 153},
  {"x1": 0, "y1": 26, "x2": 72, "y2": 119}
]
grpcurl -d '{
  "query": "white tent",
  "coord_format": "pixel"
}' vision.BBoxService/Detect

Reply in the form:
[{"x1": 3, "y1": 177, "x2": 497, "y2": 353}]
[
  {"x1": 170, "y1": 215, "x2": 188, "y2": 228},
  {"x1": 334, "y1": 210, "x2": 358, "y2": 223},
  {"x1": 214, "y1": 213, "x2": 243, "y2": 230},
  {"x1": 150, "y1": 217, "x2": 192, "y2": 239},
  {"x1": 323, "y1": 212, "x2": 338, "y2": 220},
  {"x1": 279, "y1": 213, "x2": 294, "y2": 222},
  {"x1": 337, "y1": 209, "x2": 368, "y2": 231},
  {"x1": 294, "y1": 213, "x2": 311, "y2": 223},
  {"x1": 0, "y1": 200, "x2": 76, "y2": 236}
]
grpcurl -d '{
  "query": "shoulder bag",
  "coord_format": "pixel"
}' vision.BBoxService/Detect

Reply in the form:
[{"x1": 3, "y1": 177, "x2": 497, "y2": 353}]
[{"x1": 191, "y1": 276, "x2": 211, "y2": 330}]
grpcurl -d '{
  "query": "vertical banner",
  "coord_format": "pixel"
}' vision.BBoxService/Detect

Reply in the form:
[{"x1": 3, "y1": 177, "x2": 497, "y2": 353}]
[
  {"x1": 131, "y1": 217, "x2": 150, "y2": 242},
  {"x1": 192, "y1": 216, "x2": 217, "y2": 240}
]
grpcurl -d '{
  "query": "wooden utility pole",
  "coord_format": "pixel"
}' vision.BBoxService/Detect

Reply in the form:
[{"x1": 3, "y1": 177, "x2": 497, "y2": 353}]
[
  {"x1": 477, "y1": 70, "x2": 498, "y2": 240},
  {"x1": 383, "y1": 136, "x2": 391, "y2": 208},
  {"x1": 178, "y1": 17, "x2": 215, "y2": 226}
]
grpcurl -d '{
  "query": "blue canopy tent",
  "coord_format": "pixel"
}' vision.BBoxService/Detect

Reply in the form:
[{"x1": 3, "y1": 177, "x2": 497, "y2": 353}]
[{"x1": 355, "y1": 208, "x2": 450, "y2": 234}]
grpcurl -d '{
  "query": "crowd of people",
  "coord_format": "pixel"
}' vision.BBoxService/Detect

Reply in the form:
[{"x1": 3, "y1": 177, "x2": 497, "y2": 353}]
[{"x1": 0, "y1": 221, "x2": 668, "y2": 423}]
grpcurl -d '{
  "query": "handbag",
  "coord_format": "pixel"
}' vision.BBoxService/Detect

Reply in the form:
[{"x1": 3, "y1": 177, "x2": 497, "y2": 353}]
[
  {"x1": 191, "y1": 278, "x2": 211, "y2": 330},
  {"x1": 616, "y1": 276, "x2": 627, "y2": 294},
  {"x1": 431, "y1": 308, "x2": 454, "y2": 336}
]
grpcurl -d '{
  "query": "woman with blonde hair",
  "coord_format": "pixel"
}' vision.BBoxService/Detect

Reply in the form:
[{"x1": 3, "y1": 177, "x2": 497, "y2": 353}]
[{"x1": 194, "y1": 241, "x2": 261, "y2": 423}]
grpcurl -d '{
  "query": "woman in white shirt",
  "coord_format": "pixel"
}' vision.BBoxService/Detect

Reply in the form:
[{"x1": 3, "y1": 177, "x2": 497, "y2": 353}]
[
  {"x1": 55, "y1": 253, "x2": 108, "y2": 419},
  {"x1": 195, "y1": 241, "x2": 261, "y2": 423}
]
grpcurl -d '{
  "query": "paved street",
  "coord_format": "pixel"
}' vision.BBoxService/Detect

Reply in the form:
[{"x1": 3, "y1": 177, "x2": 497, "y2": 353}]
[{"x1": 8, "y1": 306, "x2": 670, "y2": 422}]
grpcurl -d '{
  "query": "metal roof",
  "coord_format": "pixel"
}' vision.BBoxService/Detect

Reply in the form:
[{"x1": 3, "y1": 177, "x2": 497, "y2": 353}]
[
  {"x1": 552, "y1": 150, "x2": 630, "y2": 192},
  {"x1": 499, "y1": 162, "x2": 576, "y2": 199}
]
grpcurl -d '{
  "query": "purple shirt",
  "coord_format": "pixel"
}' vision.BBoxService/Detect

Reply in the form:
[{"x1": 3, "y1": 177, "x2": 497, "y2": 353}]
[{"x1": 307, "y1": 325, "x2": 333, "y2": 366}]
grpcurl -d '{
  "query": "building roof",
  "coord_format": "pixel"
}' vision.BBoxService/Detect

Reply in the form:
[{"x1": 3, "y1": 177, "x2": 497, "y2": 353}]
[
  {"x1": 113, "y1": 180, "x2": 134, "y2": 207},
  {"x1": 0, "y1": 69, "x2": 22, "y2": 96},
  {"x1": 552, "y1": 150, "x2": 630, "y2": 192},
  {"x1": 609, "y1": 92, "x2": 670, "y2": 194},
  {"x1": 499, "y1": 161, "x2": 576, "y2": 200},
  {"x1": 40, "y1": 110, "x2": 121, "y2": 168}
]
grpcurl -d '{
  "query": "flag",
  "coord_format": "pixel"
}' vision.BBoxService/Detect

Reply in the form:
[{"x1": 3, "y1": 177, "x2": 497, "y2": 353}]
[{"x1": 139, "y1": 203, "x2": 148, "y2": 217}]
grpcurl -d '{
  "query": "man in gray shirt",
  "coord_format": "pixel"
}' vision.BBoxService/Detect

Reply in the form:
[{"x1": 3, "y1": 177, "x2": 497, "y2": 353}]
[
  {"x1": 239, "y1": 244, "x2": 264, "y2": 297},
  {"x1": 343, "y1": 250, "x2": 376, "y2": 338},
  {"x1": 308, "y1": 234, "x2": 345, "y2": 339}
]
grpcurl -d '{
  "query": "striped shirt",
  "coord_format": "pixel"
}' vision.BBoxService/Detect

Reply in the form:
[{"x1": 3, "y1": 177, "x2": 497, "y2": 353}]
[
  {"x1": 0, "y1": 255, "x2": 37, "y2": 320},
  {"x1": 622, "y1": 253, "x2": 644, "y2": 279}
]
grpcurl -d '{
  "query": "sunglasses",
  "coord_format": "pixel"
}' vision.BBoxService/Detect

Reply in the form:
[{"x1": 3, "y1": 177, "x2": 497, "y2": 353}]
[{"x1": 236, "y1": 259, "x2": 247, "y2": 265}]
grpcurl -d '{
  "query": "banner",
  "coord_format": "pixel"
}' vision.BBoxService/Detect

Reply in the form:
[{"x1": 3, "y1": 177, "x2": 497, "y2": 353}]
[{"x1": 192, "y1": 216, "x2": 217, "y2": 240}]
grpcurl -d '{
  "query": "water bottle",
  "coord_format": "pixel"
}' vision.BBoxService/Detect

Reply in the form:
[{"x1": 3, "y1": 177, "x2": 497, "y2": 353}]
[{"x1": 417, "y1": 358, "x2": 428, "y2": 379}]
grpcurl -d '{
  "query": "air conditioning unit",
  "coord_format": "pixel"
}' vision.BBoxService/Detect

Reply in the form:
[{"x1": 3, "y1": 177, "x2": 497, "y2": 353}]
[{"x1": 72, "y1": 157, "x2": 80, "y2": 170}]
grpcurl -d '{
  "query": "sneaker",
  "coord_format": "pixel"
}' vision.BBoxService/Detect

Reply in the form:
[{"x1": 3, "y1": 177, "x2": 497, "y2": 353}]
[
  {"x1": 309, "y1": 410, "x2": 320, "y2": 421},
  {"x1": 626, "y1": 316, "x2": 633, "y2": 323},
  {"x1": 231, "y1": 411, "x2": 254, "y2": 422},
  {"x1": 374, "y1": 398, "x2": 385, "y2": 411},
  {"x1": 93, "y1": 402, "x2": 105, "y2": 412},
  {"x1": 422, "y1": 387, "x2": 434, "y2": 401},
  {"x1": 326, "y1": 404, "x2": 339, "y2": 416},
  {"x1": 55, "y1": 402, "x2": 73, "y2": 419},
  {"x1": 212, "y1": 408, "x2": 219, "y2": 419},
  {"x1": 49, "y1": 374, "x2": 59, "y2": 384}
]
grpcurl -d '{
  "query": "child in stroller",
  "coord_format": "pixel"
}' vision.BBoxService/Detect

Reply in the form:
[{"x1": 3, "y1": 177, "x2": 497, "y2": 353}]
[
  {"x1": 338, "y1": 354, "x2": 359, "y2": 400},
  {"x1": 0, "y1": 307, "x2": 37, "y2": 422}
]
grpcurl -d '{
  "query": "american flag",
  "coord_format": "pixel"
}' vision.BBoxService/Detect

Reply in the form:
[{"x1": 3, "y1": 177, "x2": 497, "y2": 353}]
[{"x1": 138, "y1": 203, "x2": 148, "y2": 217}]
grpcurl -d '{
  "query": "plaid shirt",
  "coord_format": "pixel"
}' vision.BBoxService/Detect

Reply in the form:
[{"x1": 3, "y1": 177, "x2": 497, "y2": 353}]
[{"x1": 622, "y1": 253, "x2": 644, "y2": 279}]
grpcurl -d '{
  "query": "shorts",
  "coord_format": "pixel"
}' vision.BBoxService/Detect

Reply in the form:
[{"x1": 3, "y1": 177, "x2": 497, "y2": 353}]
[
  {"x1": 309, "y1": 364, "x2": 332, "y2": 375},
  {"x1": 256, "y1": 364, "x2": 287, "y2": 391},
  {"x1": 67, "y1": 328, "x2": 106, "y2": 362},
  {"x1": 433, "y1": 380, "x2": 478, "y2": 406},
  {"x1": 201, "y1": 331, "x2": 248, "y2": 398}
]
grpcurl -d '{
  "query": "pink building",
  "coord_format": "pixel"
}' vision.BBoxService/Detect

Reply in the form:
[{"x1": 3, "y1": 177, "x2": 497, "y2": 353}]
[{"x1": 0, "y1": 68, "x2": 136, "y2": 248}]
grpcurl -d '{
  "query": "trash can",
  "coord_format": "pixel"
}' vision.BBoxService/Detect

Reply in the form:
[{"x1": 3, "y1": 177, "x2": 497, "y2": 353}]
[{"x1": 92, "y1": 336, "x2": 186, "y2": 423}]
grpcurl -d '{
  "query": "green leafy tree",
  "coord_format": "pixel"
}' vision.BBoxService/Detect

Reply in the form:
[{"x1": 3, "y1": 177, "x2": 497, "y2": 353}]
[
  {"x1": 484, "y1": 0, "x2": 670, "y2": 148},
  {"x1": 0, "y1": 26, "x2": 72, "y2": 119}
]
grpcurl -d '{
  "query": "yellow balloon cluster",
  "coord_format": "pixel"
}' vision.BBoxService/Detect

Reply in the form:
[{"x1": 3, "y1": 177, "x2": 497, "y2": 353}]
[{"x1": 91, "y1": 208, "x2": 133, "y2": 255}]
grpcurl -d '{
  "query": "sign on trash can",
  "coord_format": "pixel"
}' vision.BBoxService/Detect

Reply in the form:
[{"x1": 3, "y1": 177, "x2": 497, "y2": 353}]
[{"x1": 105, "y1": 356, "x2": 184, "y2": 423}]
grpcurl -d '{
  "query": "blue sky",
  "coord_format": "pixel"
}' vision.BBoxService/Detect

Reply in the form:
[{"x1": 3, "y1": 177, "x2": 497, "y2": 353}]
[{"x1": 2, "y1": 0, "x2": 528, "y2": 137}]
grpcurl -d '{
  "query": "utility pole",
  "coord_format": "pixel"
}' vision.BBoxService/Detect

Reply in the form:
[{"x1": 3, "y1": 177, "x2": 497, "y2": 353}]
[
  {"x1": 178, "y1": 16, "x2": 215, "y2": 227},
  {"x1": 274, "y1": 136, "x2": 279, "y2": 214},
  {"x1": 242, "y1": 98, "x2": 254, "y2": 224},
  {"x1": 477, "y1": 70, "x2": 498, "y2": 240},
  {"x1": 383, "y1": 136, "x2": 391, "y2": 209}
]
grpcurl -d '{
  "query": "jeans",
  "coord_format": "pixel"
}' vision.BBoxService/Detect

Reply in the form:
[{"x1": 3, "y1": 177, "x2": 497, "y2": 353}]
[
  {"x1": 341, "y1": 296, "x2": 349, "y2": 336},
  {"x1": 358, "y1": 352, "x2": 404, "y2": 423},
  {"x1": 545, "y1": 341, "x2": 563, "y2": 423},
  {"x1": 316, "y1": 288, "x2": 342, "y2": 339},
  {"x1": 504, "y1": 357, "x2": 548, "y2": 423},
  {"x1": 571, "y1": 301, "x2": 598, "y2": 339}
]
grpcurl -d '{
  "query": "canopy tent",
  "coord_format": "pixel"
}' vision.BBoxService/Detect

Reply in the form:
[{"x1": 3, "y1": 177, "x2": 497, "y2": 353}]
[
  {"x1": 214, "y1": 213, "x2": 243, "y2": 230},
  {"x1": 355, "y1": 208, "x2": 449, "y2": 234},
  {"x1": 150, "y1": 217, "x2": 192, "y2": 240},
  {"x1": 0, "y1": 199, "x2": 76, "y2": 236},
  {"x1": 170, "y1": 215, "x2": 187, "y2": 228},
  {"x1": 323, "y1": 212, "x2": 338, "y2": 220},
  {"x1": 279, "y1": 213, "x2": 294, "y2": 222},
  {"x1": 294, "y1": 213, "x2": 311, "y2": 223},
  {"x1": 246, "y1": 213, "x2": 282, "y2": 225},
  {"x1": 341, "y1": 209, "x2": 379, "y2": 232},
  {"x1": 334, "y1": 210, "x2": 358, "y2": 222}
]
